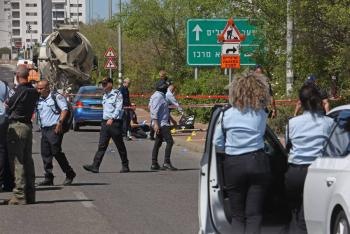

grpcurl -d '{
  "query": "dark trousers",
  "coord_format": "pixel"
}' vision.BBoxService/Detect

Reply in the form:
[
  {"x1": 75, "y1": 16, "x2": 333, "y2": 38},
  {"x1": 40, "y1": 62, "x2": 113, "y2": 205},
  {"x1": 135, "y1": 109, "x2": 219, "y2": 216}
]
[
  {"x1": 284, "y1": 164, "x2": 309, "y2": 234},
  {"x1": 223, "y1": 151, "x2": 270, "y2": 234},
  {"x1": 93, "y1": 120, "x2": 128, "y2": 168},
  {"x1": 0, "y1": 121, "x2": 14, "y2": 190},
  {"x1": 151, "y1": 126, "x2": 174, "y2": 164},
  {"x1": 41, "y1": 127, "x2": 74, "y2": 179},
  {"x1": 122, "y1": 109, "x2": 131, "y2": 136}
]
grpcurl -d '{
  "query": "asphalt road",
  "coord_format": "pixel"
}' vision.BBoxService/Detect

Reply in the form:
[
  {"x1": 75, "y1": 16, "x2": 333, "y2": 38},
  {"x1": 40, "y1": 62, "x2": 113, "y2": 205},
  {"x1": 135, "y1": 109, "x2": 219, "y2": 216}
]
[{"x1": 0, "y1": 64, "x2": 201, "y2": 234}]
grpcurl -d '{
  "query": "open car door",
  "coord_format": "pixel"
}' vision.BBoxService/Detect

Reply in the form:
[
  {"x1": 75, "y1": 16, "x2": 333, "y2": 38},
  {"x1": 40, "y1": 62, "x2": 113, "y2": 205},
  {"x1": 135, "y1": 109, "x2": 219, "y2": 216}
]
[{"x1": 199, "y1": 107, "x2": 289, "y2": 234}]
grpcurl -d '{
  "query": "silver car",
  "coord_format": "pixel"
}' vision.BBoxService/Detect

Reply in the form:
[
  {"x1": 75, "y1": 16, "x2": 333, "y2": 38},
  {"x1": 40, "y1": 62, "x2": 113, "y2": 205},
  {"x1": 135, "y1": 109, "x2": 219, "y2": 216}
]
[{"x1": 199, "y1": 105, "x2": 350, "y2": 234}]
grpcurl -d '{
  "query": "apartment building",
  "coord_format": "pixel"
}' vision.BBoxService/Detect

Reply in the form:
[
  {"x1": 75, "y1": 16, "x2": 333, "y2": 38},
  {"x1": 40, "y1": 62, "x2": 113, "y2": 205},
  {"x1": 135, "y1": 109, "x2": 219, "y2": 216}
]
[
  {"x1": 52, "y1": 0, "x2": 87, "y2": 29},
  {"x1": 0, "y1": 0, "x2": 12, "y2": 49},
  {"x1": 0, "y1": 0, "x2": 87, "y2": 54},
  {"x1": 10, "y1": 0, "x2": 42, "y2": 50}
]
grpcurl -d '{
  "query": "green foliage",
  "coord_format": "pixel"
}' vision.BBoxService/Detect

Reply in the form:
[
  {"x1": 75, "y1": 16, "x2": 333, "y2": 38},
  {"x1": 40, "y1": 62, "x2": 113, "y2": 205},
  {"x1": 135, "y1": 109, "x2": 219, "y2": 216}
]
[
  {"x1": 79, "y1": 0, "x2": 350, "y2": 127},
  {"x1": 179, "y1": 70, "x2": 228, "y2": 122}
]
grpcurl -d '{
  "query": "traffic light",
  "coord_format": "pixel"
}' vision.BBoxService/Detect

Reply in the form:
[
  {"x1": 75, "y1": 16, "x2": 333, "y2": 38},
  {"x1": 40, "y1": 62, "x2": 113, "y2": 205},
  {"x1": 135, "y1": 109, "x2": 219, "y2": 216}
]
[{"x1": 27, "y1": 24, "x2": 31, "y2": 32}]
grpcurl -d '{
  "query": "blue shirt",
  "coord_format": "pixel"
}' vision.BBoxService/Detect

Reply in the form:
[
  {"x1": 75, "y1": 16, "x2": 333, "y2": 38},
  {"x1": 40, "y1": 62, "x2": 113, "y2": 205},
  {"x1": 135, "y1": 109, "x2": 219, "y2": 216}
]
[
  {"x1": 102, "y1": 89, "x2": 123, "y2": 120},
  {"x1": 166, "y1": 89, "x2": 183, "y2": 112},
  {"x1": 214, "y1": 107, "x2": 267, "y2": 155},
  {"x1": 37, "y1": 92, "x2": 68, "y2": 127},
  {"x1": 287, "y1": 111, "x2": 334, "y2": 165},
  {"x1": 149, "y1": 91, "x2": 170, "y2": 127},
  {"x1": 0, "y1": 81, "x2": 9, "y2": 102}
]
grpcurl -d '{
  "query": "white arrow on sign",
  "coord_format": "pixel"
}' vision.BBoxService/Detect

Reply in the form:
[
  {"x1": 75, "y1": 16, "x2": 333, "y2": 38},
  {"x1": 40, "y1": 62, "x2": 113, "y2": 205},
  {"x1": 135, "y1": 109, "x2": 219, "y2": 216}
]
[
  {"x1": 192, "y1": 24, "x2": 203, "y2": 41},
  {"x1": 221, "y1": 43, "x2": 240, "y2": 55}
]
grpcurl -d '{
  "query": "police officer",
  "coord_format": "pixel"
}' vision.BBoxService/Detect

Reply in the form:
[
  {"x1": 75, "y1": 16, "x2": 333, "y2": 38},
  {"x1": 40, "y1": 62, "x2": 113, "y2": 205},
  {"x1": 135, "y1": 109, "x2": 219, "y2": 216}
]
[
  {"x1": 6, "y1": 66, "x2": 39, "y2": 205},
  {"x1": 213, "y1": 71, "x2": 271, "y2": 233},
  {"x1": 119, "y1": 78, "x2": 132, "y2": 140},
  {"x1": 149, "y1": 80, "x2": 177, "y2": 171},
  {"x1": 83, "y1": 77, "x2": 130, "y2": 173},
  {"x1": 36, "y1": 80, "x2": 76, "y2": 186},
  {"x1": 0, "y1": 79, "x2": 14, "y2": 191},
  {"x1": 285, "y1": 83, "x2": 334, "y2": 233}
]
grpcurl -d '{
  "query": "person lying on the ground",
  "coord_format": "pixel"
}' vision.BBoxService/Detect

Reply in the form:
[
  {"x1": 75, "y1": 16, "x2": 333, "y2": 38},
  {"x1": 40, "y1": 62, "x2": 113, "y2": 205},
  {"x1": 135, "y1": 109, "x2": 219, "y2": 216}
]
[{"x1": 129, "y1": 103, "x2": 150, "y2": 138}]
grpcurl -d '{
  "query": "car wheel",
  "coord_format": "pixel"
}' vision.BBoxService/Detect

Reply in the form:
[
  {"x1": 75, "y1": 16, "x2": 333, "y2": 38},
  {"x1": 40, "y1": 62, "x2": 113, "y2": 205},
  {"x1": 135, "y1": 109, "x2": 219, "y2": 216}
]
[
  {"x1": 73, "y1": 119, "x2": 80, "y2": 131},
  {"x1": 333, "y1": 210, "x2": 350, "y2": 234}
]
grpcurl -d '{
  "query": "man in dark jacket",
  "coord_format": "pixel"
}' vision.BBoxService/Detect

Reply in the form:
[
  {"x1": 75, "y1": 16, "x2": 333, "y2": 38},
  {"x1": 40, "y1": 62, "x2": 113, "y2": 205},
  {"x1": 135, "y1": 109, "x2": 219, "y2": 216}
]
[{"x1": 119, "y1": 78, "x2": 132, "y2": 140}]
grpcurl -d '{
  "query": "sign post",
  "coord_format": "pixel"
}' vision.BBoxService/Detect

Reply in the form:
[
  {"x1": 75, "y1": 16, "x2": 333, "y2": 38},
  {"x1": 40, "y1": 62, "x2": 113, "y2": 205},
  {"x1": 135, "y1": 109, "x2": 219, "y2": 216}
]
[
  {"x1": 104, "y1": 47, "x2": 117, "y2": 79},
  {"x1": 186, "y1": 18, "x2": 257, "y2": 67}
]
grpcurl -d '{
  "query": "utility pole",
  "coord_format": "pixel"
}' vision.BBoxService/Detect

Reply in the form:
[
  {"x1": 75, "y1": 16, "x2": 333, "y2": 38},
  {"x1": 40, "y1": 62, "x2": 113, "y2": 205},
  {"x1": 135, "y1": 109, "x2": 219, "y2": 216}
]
[
  {"x1": 286, "y1": 0, "x2": 294, "y2": 96},
  {"x1": 108, "y1": 0, "x2": 112, "y2": 20},
  {"x1": 118, "y1": 0, "x2": 123, "y2": 83}
]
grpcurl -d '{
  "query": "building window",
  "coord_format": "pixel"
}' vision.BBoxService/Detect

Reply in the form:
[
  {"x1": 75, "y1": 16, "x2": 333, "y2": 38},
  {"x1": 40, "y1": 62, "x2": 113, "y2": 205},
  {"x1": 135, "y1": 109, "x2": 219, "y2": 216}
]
[
  {"x1": 25, "y1": 3, "x2": 37, "y2": 7},
  {"x1": 11, "y1": 2, "x2": 20, "y2": 9},
  {"x1": 53, "y1": 3, "x2": 65, "y2": 9},
  {"x1": 71, "y1": 13, "x2": 83, "y2": 16},
  {"x1": 70, "y1": 4, "x2": 82, "y2": 7},
  {"x1": 26, "y1": 12, "x2": 38, "y2": 16},
  {"x1": 53, "y1": 12, "x2": 65, "y2": 18},
  {"x1": 26, "y1": 21, "x2": 38, "y2": 25},
  {"x1": 12, "y1": 29, "x2": 20, "y2": 36},
  {"x1": 12, "y1": 11, "x2": 20, "y2": 18},
  {"x1": 4, "y1": 8, "x2": 11, "y2": 11},
  {"x1": 12, "y1": 20, "x2": 20, "y2": 27}
]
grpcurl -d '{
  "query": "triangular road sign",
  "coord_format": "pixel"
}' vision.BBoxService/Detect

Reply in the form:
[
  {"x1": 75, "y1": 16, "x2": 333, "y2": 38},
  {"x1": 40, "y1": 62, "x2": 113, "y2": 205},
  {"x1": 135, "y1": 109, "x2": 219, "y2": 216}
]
[
  {"x1": 104, "y1": 58, "x2": 117, "y2": 69},
  {"x1": 218, "y1": 18, "x2": 245, "y2": 43},
  {"x1": 104, "y1": 47, "x2": 117, "y2": 58}
]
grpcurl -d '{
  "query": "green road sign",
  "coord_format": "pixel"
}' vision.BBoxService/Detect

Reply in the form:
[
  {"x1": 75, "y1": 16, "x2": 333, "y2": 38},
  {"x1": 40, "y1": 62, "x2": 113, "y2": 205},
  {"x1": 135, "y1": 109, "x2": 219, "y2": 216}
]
[{"x1": 187, "y1": 18, "x2": 258, "y2": 66}]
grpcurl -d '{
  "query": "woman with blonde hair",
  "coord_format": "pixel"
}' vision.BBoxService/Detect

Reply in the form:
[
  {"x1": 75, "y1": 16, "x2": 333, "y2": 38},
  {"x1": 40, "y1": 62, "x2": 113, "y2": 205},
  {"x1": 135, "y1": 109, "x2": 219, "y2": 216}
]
[{"x1": 214, "y1": 71, "x2": 271, "y2": 234}]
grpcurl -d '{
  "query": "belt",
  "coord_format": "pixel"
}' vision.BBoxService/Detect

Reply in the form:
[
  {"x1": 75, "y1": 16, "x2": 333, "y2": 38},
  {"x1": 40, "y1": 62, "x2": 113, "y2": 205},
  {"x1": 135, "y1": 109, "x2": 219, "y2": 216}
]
[
  {"x1": 41, "y1": 125, "x2": 56, "y2": 130},
  {"x1": 288, "y1": 163, "x2": 310, "y2": 168},
  {"x1": 102, "y1": 119, "x2": 122, "y2": 122},
  {"x1": 225, "y1": 148, "x2": 264, "y2": 158}
]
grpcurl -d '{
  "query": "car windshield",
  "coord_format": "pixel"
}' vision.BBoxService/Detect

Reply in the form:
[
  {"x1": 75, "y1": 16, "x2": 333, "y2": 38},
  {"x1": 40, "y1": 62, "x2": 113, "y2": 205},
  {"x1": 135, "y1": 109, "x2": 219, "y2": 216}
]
[{"x1": 75, "y1": 87, "x2": 104, "y2": 101}]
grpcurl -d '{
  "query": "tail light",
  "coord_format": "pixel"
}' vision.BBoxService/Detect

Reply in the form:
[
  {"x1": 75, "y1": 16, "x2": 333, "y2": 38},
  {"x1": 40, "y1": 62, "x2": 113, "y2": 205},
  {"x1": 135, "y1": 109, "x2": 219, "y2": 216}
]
[{"x1": 76, "y1": 101, "x2": 84, "y2": 108}]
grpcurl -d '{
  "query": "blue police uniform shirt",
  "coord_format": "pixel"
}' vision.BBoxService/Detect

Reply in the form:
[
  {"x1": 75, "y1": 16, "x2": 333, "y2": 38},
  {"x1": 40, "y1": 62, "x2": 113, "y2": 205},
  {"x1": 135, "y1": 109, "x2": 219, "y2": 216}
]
[
  {"x1": 166, "y1": 88, "x2": 183, "y2": 112},
  {"x1": 37, "y1": 92, "x2": 68, "y2": 127},
  {"x1": 286, "y1": 111, "x2": 334, "y2": 165},
  {"x1": 214, "y1": 107, "x2": 268, "y2": 155},
  {"x1": 149, "y1": 91, "x2": 170, "y2": 127},
  {"x1": 102, "y1": 89, "x2": 123, "y2": 120}
]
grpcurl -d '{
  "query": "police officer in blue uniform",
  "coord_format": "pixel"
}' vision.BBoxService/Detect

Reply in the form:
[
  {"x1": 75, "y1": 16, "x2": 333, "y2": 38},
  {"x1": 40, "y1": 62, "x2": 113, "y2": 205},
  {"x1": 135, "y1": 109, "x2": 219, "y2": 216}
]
[
  {"x1": 213, "y1": 71, "x2": 271, "y2": 234},
  {"x1": 36, "y1": 80, "x2": 76, "y2": 186},
  {"x1": 83, "y1": 77, "x2": 129, "y2": 173},
  {"x1": 285, "y1": 83, "x2": 334, "y2": 233}
]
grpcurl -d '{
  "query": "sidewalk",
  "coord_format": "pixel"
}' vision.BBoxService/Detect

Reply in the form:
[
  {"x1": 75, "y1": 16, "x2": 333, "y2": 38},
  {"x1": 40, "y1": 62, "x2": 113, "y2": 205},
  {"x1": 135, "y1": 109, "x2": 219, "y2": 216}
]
[{"x1": 135, "y1": 108, "x2": 207, "y2": 153}]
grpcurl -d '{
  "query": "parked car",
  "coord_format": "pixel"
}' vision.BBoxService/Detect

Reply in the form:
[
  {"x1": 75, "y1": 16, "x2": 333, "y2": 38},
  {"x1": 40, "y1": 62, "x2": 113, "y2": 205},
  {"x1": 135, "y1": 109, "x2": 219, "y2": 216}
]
[
  {"x1": 71, "y1": 86, "x2": 103, "y2": 131},
  {"x1": 199, "y1": 105, "x2": 350, "y2": 234},
  {"x1": 304, "y1": 105, "x2": 350, "y2": 234}
]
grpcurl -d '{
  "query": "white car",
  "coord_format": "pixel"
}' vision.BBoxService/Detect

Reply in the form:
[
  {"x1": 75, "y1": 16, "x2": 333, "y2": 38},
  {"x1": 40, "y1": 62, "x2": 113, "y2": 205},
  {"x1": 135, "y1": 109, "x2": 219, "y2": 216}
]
[
  {"x1": 199, "y1": 105, "x2": 350, "y2": 234},
  {"x1": 304, "y1": 105, "x2": 350, "y2": 234}
]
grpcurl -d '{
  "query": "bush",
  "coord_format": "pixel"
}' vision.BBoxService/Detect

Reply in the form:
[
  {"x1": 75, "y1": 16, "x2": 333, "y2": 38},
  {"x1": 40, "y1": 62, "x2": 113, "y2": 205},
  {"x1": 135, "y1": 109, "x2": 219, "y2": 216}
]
[{"x1": 179, "y1": 72, "x2": 228, "y2": 123}]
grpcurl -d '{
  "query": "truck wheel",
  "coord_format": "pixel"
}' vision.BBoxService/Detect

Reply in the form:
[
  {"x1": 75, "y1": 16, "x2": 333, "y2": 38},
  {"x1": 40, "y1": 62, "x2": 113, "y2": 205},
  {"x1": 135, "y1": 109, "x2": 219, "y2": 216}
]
[{"x1": 333, "y1": 210, "x2": 349, "y2": 234}]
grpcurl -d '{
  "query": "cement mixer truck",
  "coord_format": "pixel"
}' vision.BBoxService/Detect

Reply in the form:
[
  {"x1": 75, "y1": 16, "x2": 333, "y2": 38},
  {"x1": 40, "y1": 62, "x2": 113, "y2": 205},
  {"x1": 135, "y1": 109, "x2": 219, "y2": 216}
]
[{"x1": 38, "y1": 24, "x2": 97, "y2": 92}]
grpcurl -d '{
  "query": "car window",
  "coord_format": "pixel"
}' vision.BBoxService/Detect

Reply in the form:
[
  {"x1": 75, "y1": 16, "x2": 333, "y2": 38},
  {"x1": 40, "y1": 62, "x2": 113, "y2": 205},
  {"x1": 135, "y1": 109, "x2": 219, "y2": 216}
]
[
  {"x1": 75, "y1": 88, "x2": 103, "y2": 101},
  {"x1": 323, "y1": 124, "x2": 350, "y2": 158}
]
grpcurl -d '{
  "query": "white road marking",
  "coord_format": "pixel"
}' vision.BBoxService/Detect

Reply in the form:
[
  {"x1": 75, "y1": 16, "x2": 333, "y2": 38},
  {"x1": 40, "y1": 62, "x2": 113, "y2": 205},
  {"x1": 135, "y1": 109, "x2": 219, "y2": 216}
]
[{"x1": 73, "y1": 191, "x2": 95, "y2": 208}]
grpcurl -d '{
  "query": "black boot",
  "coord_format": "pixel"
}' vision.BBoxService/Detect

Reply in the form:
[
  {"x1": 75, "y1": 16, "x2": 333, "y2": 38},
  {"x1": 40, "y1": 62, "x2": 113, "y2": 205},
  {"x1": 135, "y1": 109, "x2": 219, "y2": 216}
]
[
  {"x1": 83, "y1": 164, "x2": 99, "y2": 173},
  {"x1": 63, "y1": 170, "x2": 76, "y2": 185}
]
